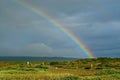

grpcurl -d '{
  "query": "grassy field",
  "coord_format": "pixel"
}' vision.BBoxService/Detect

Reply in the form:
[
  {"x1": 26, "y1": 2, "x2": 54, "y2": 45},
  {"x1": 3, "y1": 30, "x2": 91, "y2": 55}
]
[
  {"x1": 0, "y1": 67, "x2": 120, "y2": 80},
  {"x1": 0, "y1": 58, "x2": 120, "y2": 80}
]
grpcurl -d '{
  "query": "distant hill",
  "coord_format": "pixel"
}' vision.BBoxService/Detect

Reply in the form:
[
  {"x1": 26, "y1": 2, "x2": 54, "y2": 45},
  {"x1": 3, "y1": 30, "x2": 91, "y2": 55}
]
[{"x1": 0, "y1": 56, "x2": 78, "y2": 62}]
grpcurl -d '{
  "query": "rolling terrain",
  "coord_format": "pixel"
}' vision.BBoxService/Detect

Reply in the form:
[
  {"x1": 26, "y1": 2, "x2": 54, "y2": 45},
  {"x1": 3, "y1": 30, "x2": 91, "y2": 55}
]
[{"x1": 0, "y1": 57, "x2": 120, "y2": 80}]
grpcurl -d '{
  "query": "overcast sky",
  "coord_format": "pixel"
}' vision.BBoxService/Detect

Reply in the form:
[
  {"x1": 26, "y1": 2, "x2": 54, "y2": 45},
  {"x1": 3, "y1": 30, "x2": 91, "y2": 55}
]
[{"x1": 0, "y1": 0, "x2": 120, "y2": 58}]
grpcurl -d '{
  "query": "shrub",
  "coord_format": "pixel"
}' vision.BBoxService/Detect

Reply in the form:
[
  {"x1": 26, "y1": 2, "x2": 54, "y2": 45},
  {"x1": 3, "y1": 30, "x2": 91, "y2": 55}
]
[
  {"x1": 112, "y1": 74, "x2": 120, "y2": 79},
  {"x1": 84, "y1": 67, "x2": 91, "y2": 70},
  {"x1": 62, "y1": 76, "x2": 81, "y2": 80},
  {"x1": 95, "y1": 67, "x2": 103, "y2": 70},
  {"x1": 95, "y1": 69, "x2": 120, "y2": 75}
]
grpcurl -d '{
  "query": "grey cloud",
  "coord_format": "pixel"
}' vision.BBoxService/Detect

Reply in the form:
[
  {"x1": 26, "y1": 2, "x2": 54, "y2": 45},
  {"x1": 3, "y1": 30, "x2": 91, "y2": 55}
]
[
  {"x1": 0, "y1": 42, "x2": 84, "y2": 58},
  {"x1": 0, "y1": 0, "x2": 120, "y2": 58},
  {"x1": 95, "y1": 48, "x2": 120, "y2": 58},
  {"x1": 21, "y1": 43, "x2": 53, "y2": 56}
]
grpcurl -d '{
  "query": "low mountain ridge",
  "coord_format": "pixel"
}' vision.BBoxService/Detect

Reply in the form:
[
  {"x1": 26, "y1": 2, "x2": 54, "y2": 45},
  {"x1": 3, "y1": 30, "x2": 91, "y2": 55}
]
[{"x1": 0, "y1": 56, "x2": 78, "y2": 62}]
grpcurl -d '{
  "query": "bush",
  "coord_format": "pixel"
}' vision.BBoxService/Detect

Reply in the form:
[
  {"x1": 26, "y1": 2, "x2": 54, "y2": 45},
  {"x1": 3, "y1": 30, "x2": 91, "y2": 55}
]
[
  {"x1": 84, "y1": 67, "x2": 91, "y2": 70},
  {"x1": 112, "y1": 74, "x2": 120, "y2": 79},
  {"x1": 95, "y1": 69, "x2": 120, "y2": 75},
  {"x1": 50, "y1": 62, "x2": 59, "y2": 65},
  {"x1": 95, "y1": 67, "x2": 103, "y2": 70},
  {"x1": 34, "y1": 64, "x2": 48, "y2": 70},
  {"x1": 62, "y1": 76, "x2": 81, "y2": 80}
]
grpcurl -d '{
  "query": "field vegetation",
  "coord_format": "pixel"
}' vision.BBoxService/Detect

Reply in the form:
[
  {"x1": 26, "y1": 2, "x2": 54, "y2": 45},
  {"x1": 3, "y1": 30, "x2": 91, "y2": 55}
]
[{"x1": 0, "y1": 57, "x2": 120, "y2": 80}]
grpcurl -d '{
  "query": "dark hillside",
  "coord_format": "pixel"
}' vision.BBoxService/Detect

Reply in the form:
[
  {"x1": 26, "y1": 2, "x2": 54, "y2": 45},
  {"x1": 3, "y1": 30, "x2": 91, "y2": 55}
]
[{"x1": 0, "y1": 56, "x2": 78, "y2": 62}]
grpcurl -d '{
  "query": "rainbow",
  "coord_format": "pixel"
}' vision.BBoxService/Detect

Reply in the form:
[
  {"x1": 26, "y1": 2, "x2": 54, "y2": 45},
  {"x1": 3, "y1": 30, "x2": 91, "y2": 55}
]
[{"x1": 15, "y1": 0, "x2": 95, "y2": 58}]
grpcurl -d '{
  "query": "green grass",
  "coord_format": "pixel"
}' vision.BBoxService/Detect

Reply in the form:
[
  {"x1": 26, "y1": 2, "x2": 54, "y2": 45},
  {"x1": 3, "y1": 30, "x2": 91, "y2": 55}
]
[
  {"x1": 0, "y1": 70, "x2": 74, "y2": 80},
  {"x1": 0, "y1": 58, "x2": 120, "y2": 80},
  {"x1": 0, "y1": 68, "x2": 120, "y2": 80}
]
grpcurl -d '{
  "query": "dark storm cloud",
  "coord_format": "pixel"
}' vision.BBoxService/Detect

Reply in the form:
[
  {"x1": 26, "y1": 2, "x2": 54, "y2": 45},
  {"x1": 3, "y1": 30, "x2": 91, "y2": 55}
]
[{"x1": 0, "y1": 0, "x2": 120, "y2": 58}]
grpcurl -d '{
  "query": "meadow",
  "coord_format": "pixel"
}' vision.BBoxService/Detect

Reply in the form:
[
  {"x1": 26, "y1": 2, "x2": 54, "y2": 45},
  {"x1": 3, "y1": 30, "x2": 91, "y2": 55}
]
[{"x1": 0, "y1": 58, "x2": 120, "y2": 80}]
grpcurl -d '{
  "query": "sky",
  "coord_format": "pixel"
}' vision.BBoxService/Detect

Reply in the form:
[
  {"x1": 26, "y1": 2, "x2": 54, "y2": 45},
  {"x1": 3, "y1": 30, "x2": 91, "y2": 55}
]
[{"x1": 0, "y1": 0, "x2": 120, "y2": 58}]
